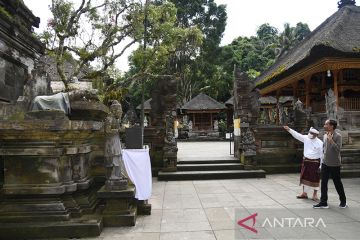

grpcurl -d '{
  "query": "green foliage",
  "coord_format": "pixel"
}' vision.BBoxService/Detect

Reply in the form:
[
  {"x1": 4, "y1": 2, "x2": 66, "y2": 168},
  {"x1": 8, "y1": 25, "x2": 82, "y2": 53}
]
[
  {"x1": 272, "y1": 22, "x2": 311, "y2": 58},
  {"x1": 353, "y1": 46, "x2": 360, "y2": 52},
  {"x1": 217, "y1": 21, "x2": 310, "y2": 89},
  {"x1": 40, "y1": 0, "x2": 143, "y2": 90},
  {"x1": 0, "y1": 6, "x2": 12, "y2": 20},
  {"x1": 218, "y1": 119, "x2": 227, "y2": 137},
  {"x1": 126, "y1": 0, "x2": 228, "y2": 107},
  {"x1": 127, "y1": 1, "x2": 204, "y2": 107}
]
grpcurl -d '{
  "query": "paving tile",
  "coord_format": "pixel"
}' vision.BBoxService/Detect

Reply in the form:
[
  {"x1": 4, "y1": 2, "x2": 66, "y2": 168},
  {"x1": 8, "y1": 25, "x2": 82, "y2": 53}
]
[
  {"x1": 102, "y1": 232, "x2": 160, "y2": 240},
  {"x1": 318, "y1": 222, "x2": 360, "y2": 239},
  {"x1": 80, "y1": 173, "x2": 360, "y2": 240},
  {"x1": 160, "y1": 221, "x2": 212, "y2": 232},
  {"x1": 160, "y1": 231, "x2": 215, "y2": 240}
]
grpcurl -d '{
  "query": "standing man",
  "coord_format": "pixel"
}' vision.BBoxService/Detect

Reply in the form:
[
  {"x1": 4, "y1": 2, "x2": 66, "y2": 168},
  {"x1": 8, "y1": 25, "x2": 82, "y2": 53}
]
[
  {"x1": 284, "y1": 126, "x2": 323, "y2": 201},
  {"x1": 314, "y1": 119, "x2": 347, "y2": 209}
]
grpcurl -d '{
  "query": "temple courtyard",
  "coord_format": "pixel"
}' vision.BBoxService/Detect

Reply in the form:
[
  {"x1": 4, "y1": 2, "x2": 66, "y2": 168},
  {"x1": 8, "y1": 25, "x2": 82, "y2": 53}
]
[
  {"x1": 76, "y1": 142, "x2": 360, "y2": 240},
  {"x1": 82, "y1": 174, "x2": 360, "y2": 240}
]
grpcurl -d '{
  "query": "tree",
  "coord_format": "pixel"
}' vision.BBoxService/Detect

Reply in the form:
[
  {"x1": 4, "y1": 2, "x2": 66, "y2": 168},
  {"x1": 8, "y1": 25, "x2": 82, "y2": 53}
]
[
  {"x1": 125, "y1": 1, "x2": 203, "y2": 106},
  {"x1": 40, "y1": 0, "x2": 143, "y2": 90},
  {"x1": 274, "y1": 22, "x2": 310, "y2": 59},
  {"x1": 216, "y1": 22, "x2": 311, "y2": 86},
  {"x1": 177, "y1": 0, "x2": 228, "y2": 102},
  {"x1": 294, "y1": 22, "x2": 311, "y2": 41},
  {"x1": 127, "y1": 0, "x2": 226, "y2": 106}
]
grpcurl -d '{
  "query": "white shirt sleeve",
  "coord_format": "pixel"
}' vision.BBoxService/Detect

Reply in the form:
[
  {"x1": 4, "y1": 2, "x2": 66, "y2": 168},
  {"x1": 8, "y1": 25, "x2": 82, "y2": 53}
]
[{"x1": 288, "y1": 128, "x2": 306, "y2": 143}]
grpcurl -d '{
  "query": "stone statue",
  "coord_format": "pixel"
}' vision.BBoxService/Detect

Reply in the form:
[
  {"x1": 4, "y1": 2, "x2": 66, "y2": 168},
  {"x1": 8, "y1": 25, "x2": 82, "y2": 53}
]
[
  {"x1": 188, "y1": 120, "x2": 193, "y2": 132},
  {"x1": 144, "y1": 116, "x2": 148, "y2": 127},
  {"x1": 104, "y1": 100, "x2": 127, "y2": 190},
  {"x1": 183, "y1": 115, "x2": 188, "y2": 125},
  {"x1": 293, "y1": 98, "x2": 308, "y2": 128},
  {"x1": 241, "y1": 127, "x2": 257, "y2": 156},
  {"x1": 249, "y1": 89, "x2": 261, "y2": 124},
  {"x1": 294, "y1": 98, "x2": 305, "y2": 113},
  {"x1": 213, "y1": 120, "x2": 219, "y2": 131},
  {"x1": 325, "y1": 89, "x2": 337, "y2": 120},
  {"x1": 277, "y1": 103, "x2": 284, "y2": 125}
]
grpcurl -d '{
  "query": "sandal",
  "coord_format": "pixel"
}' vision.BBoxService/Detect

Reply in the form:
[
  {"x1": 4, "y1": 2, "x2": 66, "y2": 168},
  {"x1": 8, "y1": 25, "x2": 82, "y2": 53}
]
[
  {"x1": 296, "y1": 195, "x2": 308, "y2": 199},
  {"x1": 312, "y1": 197, "x2": 320, "y2": 202}
]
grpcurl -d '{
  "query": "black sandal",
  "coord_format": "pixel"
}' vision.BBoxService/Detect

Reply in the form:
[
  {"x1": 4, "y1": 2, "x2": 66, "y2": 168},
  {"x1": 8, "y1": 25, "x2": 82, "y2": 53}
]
[{"x1": 296, "y1": 195, "x2": 308, "y2": 199}]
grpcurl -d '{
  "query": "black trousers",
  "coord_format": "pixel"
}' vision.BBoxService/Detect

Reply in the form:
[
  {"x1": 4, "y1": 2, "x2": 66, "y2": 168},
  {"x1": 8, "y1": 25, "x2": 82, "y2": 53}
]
[{"x1": 320, "y1": 163, "x2": 346, "y2": 204}]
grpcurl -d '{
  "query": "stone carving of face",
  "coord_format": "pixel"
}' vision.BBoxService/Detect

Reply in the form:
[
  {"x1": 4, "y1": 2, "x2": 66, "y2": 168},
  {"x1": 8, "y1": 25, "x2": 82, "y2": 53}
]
[{"x1": 110, "y1": 100, "x2": 122, "y2": 119}]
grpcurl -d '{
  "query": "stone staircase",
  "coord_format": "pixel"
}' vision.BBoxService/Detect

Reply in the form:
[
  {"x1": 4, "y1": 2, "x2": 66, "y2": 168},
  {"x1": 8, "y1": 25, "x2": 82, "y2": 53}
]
[
  {"x1": 341, "y1": 148, "x2": 360, "y2": 178},
  {"x1": 158, "y1": 159, "x2": 266, "y2": 181}
]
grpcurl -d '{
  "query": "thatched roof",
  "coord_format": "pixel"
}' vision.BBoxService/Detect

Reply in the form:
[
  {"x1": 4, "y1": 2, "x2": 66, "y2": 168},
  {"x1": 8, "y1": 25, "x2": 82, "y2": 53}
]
[
  {"x1": 182, "y1": 93, "x2": 226, "y2": 110},
  {"x1": 136, "y1": 98, "x2": 182, "y2": 110},
  {"x1": 225, "y1": 96, "x2": 294, "y2": 106},
  {"x1": 136, "y1": 98, "x2": 152, "y2": 110},
  {"x1": 225, "y1": 96, "x2": 234, "y2": 106},
  {"x1": 255, "y1": 5, "x2": 360, "y2": 89}
]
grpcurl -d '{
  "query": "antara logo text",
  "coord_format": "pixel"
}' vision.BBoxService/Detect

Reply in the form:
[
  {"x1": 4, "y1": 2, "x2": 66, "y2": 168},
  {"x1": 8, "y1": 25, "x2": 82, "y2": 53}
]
[{"x1": 237, "y1": 213, "x2": 326, "y2": 234}]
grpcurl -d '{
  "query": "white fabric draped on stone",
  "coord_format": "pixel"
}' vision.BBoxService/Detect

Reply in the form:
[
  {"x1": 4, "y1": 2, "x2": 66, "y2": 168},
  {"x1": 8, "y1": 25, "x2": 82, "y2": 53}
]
[{"x1": 122, "y1": 149, "x2": 152, "y2": 200}]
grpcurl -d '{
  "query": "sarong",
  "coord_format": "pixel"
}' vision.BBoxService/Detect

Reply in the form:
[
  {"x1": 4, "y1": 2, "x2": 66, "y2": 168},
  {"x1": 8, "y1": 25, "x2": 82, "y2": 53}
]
[{"x1": 300, "y1": 157, "x2": 320, "y2": 188}]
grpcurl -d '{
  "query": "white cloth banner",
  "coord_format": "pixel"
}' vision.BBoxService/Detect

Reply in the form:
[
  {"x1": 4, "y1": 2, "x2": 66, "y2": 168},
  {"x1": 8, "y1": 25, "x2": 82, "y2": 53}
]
[{"x1": 122, "y1": 149, "x2": 152, "y2": 200}]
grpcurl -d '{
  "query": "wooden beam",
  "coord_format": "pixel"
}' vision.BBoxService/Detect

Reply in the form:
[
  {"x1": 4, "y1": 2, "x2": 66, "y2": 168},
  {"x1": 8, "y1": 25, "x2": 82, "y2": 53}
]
[
  {"x1": 321, "y1": 72, "x2": 326, "y2": 97},
  {"x1": 292, "y1": 81, "x2": 298, "y2": 99},
  {"x1": 276, "y1": 89, "x2": 280, "y2": 125},
  {"x1": 333, "y1": 69, "x2": 339, "y2": 108},
  {"x1": 305, "y1": 76, "x2": 311, "y2": 108}
]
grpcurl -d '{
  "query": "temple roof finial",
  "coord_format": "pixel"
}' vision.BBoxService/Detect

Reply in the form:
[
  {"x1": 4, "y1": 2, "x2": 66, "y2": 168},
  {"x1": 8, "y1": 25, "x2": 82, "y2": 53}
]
[{"x1": 338, "y1": 0, "x2": 356, "y2": 9}]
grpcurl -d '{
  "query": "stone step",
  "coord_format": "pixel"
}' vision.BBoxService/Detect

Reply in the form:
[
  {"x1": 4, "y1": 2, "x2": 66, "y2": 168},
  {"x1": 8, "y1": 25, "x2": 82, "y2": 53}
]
[
  {"x1": 158, "y1": 169, "x2": 265, "y2": 181},
  {"x1": 341, "y1": 169, "x2": 360, "y2": 178},
  {"x1": 342, "y1": 157, "x2": 360, "y2": 164},
  {"x1": 342, "y1": 163, "x2": 360, "y2": 170},
  {"x1": 0, "y1": 214, "x2": 102, "y2": 239},
  {"x1": 177, "y1": 163, "x2": 244, "y2": 171},
  {"x1": 259, "y1": 164, "x2": 301, "y2": 174},
  {"x1": 177, "y1": 159, "x2": 239, "y2": 165}
]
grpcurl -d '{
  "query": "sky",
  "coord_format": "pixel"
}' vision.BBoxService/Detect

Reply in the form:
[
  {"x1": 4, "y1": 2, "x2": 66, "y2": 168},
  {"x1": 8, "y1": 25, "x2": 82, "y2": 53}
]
[{"x1": 23, "y1": 0, "x2": 340, "y2": 71}]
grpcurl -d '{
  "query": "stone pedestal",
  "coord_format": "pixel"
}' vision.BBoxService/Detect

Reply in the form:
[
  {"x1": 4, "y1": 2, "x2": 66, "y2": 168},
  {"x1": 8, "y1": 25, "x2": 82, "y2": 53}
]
[
  {"x1": 105, "y1": 178, "x2": 128, "y2": 191},
  {"x1": 137, "y1": 200, "x2": 152, "y2": 215},
  {"x1": 97, "y1": 186, "x2": 137, "y2": 226},
  {"x1": 0, "y1": 115, "x2": 105, "y2": 238}
]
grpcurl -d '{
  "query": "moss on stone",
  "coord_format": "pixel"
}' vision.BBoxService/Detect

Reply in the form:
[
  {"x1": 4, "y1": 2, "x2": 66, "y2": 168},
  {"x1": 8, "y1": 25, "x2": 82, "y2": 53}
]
[
  {"x1": 0, "y1": 6, "x2": 12, "y2": 20},
  {"x1": 8, "y1": 111, "x2": 26, "y2": 121},
  {"x1": 255, "y1": 64, "x2": 287, "y2": 87},
  {"x1": 353, "y1": 46, "x2": 360, "y2": 52}
]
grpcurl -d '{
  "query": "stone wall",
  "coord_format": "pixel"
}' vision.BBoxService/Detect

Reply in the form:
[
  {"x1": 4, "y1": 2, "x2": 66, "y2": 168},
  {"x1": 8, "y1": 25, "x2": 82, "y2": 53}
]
[
  {"x1": 0, "y1": 0, "x2": 48, "y2": 120},
  {"x1": 254, "y1": 126, "x2": 302, "y2": 173}
]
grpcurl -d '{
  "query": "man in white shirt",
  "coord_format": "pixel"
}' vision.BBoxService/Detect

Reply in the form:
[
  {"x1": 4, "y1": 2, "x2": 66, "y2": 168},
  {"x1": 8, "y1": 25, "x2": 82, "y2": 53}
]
[{"x1": 284, "y1": 126, "x2": 323, "y2": 201}]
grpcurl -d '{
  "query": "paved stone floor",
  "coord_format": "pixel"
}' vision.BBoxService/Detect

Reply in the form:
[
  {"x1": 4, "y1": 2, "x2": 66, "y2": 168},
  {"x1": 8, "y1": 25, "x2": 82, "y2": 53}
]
[
  {"x1": 83, "y1": 174, "x2": 360, "y2": 240},
  {"x1": 177, "y1": 141, "x2": 236, "y2": 161}
]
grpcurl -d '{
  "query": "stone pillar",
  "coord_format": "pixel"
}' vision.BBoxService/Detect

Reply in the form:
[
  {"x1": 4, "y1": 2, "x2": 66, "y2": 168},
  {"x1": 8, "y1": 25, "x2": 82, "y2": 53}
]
[
  {"x1": 233, "y1": 67, "x2": 259, "y2": 166},
  {"x1": 149, "y1": 76, "x2": 178, "y2": 173}
]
